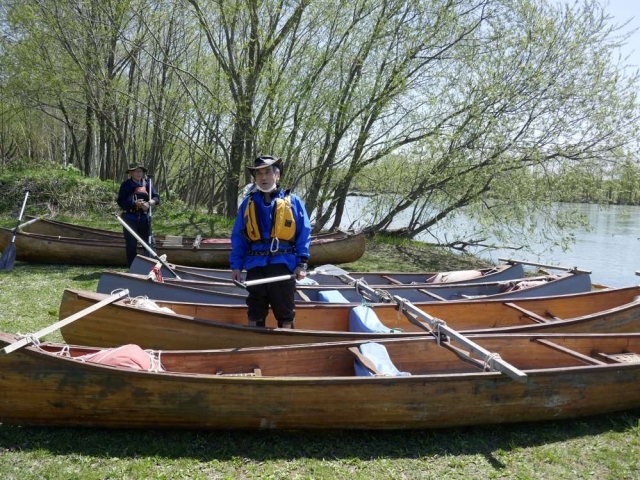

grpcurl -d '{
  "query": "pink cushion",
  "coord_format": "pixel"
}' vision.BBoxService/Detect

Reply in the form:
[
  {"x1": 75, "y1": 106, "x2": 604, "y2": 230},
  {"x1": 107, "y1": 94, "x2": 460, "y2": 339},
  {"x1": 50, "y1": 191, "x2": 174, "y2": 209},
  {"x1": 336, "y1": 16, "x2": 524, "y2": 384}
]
[{"x1": 78, "y1": 344, "x2": 162, "y2": 371}]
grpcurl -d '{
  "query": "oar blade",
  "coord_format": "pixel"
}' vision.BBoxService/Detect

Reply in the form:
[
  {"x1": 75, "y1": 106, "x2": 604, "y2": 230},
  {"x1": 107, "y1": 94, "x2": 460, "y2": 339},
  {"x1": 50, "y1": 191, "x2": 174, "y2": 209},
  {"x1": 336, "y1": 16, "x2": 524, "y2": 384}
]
[
  {"x1": 0, "y1": 243, "x2": 17, "y2": 271},
  {"x1": 311, "y1": 264, "x2": 349, "y2": 277}
]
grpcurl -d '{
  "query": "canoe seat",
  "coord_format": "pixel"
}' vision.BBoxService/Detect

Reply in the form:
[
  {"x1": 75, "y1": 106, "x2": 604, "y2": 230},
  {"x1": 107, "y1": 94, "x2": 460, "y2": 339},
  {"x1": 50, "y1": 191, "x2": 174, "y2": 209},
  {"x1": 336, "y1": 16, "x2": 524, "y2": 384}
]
[
  {"x1": 216, "y1": 367, "x2": 262, "y2": 377},
  {"x1": 349, "y1": 305, "x2": 393, "y2": 333},
  {"x1": 593, "y1": 351, "x2": 640, "y2": 364},
  {"x1": 162, "y1": 235, "x2": 183, "y2": 247},
  {"x1": 318, "y1": 290, "x2": 350, "y2": 303},
  {"x1": 352, "y1": 342, "x2": 411, "y2": 377}
]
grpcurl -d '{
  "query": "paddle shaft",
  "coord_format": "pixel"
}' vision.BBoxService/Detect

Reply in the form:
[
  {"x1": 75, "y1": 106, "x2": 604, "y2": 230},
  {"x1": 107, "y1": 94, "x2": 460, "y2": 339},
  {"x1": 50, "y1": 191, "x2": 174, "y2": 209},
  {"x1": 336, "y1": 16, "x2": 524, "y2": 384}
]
[
  {"x1": 345, "y1": 274, "x2": 527, "y2": 382},
  {"x1": 238, "y1": 265, "x2": 347, "y2": 288},
  {"x1": 147, "y1": 175, "x2": 153, "y2": 245},
  {"x1": 8, "y1": 190, "x2": 29, "y2": 245},
  {"x1": 113, "y1": 213, "x2": 182, "y2": 280},
  {"x1": 499, "y1": 257, "x2": 591, "y2": 274},
  {"x1": 0, "y1": 289, "x2": 130, "y2": 355}
]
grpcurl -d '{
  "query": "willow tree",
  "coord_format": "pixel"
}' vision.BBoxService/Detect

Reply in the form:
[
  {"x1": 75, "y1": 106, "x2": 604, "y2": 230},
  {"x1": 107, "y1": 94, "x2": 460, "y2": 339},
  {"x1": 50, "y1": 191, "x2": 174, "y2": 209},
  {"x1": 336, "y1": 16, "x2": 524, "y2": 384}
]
[{"x1": 332, "y1": 0, "x2": 640, "y2": 251}]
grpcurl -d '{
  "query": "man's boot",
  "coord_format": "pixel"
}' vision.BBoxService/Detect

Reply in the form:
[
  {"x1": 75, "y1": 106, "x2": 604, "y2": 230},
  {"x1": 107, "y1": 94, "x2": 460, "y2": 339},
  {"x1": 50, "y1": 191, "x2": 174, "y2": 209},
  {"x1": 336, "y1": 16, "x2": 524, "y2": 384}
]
[
  {"x1": 278, "y1": 320, "x2": 295, "y2": 329},
  {"x1": 248, "y1": 318, "x2": 266, "y2": 328}
]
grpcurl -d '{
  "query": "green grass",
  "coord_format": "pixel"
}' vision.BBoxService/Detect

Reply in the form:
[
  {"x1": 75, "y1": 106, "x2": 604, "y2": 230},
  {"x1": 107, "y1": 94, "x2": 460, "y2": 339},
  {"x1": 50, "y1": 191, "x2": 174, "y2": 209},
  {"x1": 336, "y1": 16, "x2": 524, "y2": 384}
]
[{"x1": 1, "y1": 224, "x2": 640, "y2": 478}]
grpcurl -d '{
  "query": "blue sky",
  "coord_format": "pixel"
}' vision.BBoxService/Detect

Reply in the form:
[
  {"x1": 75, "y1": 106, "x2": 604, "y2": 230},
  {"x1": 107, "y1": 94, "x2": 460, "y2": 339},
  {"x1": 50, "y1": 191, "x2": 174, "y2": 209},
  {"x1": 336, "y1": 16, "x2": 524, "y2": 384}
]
[{"x1": 600, "y1": 0, "x2": 640, "y2": 69}]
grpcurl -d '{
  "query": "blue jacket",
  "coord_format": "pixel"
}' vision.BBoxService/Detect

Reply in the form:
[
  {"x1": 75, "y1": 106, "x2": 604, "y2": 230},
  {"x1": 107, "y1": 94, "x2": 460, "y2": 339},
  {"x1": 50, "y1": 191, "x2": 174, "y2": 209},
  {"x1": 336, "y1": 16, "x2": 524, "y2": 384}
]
[{"x1": 230, "y1": 188, "x2": 311, "y2": 272}]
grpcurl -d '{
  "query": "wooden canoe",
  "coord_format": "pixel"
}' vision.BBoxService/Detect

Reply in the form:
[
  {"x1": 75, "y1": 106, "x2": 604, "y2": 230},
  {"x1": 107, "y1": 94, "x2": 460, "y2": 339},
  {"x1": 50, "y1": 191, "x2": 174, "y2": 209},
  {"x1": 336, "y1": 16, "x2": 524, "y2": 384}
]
[
  {"x1": 59, "y1": 286, "x2": 640, "y2": 349},
  {"x1": 96, "y1": 270, "x2": 595, "y2": 304},
  {"x1": 130, "y1": 254, "x2": 527, "y2": 285},
  {"x1": 0, "y1": 226, "x2": 365, "y2": 267},
  {"x1": 3, "y1": 331, "x2": 640, "y2": 429}
]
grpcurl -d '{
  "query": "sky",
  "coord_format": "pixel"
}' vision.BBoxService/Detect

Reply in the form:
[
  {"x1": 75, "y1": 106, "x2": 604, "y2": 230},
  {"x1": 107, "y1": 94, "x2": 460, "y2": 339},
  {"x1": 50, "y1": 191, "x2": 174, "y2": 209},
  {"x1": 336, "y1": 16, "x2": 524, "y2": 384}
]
[{"x1": 599, "y1": 0, "x2": 640, "y2": 69}]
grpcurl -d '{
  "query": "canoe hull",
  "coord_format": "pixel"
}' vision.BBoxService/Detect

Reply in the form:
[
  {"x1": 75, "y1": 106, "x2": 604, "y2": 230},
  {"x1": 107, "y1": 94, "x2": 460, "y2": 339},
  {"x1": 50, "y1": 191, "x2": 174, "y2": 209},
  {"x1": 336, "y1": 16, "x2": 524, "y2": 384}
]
[
  {"x1": 0, "y1": 227, "x2": 365, "y2": 267},
  {"x1": 95, "y1": 270, "x2": 594, "y2": 304},
  {"x1": 2, "y1": 333, "x2": 640, "y2": 429},
  {"x1": 59, "y1": 287, "x2": 640, "y2": 350}
]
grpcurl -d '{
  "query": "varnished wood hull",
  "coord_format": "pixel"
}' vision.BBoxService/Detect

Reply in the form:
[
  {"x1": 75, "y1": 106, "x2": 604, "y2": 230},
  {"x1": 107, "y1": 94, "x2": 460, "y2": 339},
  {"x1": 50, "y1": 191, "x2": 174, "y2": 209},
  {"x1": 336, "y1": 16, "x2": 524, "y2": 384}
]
[
  {"x1": 59, "y1": 287, "x2": 640, "y2": 349},
  {"x1": 130, "y1": 254, "x2": 527, "y2": 285},
  {"x1": 2, "y1": 332, "x2": 640, "y2": 429},
  {"x1": 96, "y1": 270, "x2": 595, "y2": 303},
  {"x1": 0, "y1": 227, "x2": 365, "y2": 267}
]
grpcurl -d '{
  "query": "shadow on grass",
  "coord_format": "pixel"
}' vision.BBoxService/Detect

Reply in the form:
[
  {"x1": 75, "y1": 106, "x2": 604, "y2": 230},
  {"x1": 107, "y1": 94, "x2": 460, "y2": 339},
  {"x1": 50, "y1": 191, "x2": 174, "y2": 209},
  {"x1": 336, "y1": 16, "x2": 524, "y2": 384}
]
[{"x1": 1, "y1": 410, "x2": 638, "y2": 465}]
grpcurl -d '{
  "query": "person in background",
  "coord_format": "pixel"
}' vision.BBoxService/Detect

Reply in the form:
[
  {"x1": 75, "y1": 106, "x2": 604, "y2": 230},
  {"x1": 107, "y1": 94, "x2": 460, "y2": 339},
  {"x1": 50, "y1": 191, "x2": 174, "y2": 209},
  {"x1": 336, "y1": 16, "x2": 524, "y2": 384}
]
[
  {"x1": 117, "y1": 163, "x2": 160, "y2": 267},
  {"x1": 230, "y1": 155, "x2": 312, "y2": 329}
]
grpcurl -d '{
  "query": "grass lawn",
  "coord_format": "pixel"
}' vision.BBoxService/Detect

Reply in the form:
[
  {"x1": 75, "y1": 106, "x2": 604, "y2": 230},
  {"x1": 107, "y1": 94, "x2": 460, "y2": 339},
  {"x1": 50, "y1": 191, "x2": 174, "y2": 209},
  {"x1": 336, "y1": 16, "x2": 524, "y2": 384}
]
[{"x1": 0, "y1": 233, "x2": 639, "y2": 479}]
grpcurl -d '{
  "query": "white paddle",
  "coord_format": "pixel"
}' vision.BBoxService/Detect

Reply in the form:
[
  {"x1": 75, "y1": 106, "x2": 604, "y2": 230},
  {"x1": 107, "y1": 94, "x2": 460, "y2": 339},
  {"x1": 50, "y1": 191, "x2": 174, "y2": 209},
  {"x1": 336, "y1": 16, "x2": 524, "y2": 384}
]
[
  {"x1": 113, "y1": 212, "x2": 182, "y2": 280},
  {"x1": 0, "y1": 289, "x2": 129, "y2": 355},
  {"x1": 234, "y1": 264, "x2": 349, "y2": 288}
]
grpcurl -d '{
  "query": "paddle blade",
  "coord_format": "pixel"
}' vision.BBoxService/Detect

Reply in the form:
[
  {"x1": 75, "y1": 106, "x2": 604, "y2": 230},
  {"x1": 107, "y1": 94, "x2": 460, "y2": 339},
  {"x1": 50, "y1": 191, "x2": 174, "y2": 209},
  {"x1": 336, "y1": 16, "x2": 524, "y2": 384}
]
[
  {"x1": 0, "y1": 243, "x2": 16, "y2": 271},
  {"x1": 310, "y1": 264, "x2": 349, "y2": 277}
]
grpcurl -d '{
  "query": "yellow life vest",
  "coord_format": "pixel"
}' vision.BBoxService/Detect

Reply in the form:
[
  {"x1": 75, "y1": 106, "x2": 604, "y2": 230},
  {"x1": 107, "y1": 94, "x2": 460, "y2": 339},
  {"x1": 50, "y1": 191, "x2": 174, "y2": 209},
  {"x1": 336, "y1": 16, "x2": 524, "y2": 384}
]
[{"x1": 243, "y1": 192, "x2": 296, "y2": 243}]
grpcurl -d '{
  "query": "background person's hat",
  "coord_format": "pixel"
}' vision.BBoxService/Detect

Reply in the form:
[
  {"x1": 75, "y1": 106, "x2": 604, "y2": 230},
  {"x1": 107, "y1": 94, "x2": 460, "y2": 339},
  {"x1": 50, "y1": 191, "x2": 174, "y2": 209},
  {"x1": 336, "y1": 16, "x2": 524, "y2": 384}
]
[
  {"x1": 127, "y1": 163, "x2": 147, "y2": 173},
  {"x1": 246, "y1": 155, "x2": 283, "y2": 176}
]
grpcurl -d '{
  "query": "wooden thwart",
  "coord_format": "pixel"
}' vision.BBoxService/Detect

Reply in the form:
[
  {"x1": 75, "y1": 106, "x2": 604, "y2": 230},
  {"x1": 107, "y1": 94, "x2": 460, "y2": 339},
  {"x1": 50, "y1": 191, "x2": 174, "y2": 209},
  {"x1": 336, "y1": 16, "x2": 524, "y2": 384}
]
[
  {"x1": 504, "y1": 302, "x2": 553, "y2": 324},
  {"x1": 534, "y1": 339, "x2": 607, "y2": 365}
]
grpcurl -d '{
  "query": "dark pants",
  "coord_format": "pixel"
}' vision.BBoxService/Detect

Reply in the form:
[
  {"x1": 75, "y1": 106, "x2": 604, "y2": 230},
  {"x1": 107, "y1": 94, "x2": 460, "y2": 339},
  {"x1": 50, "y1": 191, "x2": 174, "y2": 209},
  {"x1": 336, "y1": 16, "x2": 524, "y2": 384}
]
[
  {"x1": 246, "y1": 263, "x2": 296, "y2": 327},
  {"x1": 122, "y1": 215, "x2": 151, "y2": 267}
]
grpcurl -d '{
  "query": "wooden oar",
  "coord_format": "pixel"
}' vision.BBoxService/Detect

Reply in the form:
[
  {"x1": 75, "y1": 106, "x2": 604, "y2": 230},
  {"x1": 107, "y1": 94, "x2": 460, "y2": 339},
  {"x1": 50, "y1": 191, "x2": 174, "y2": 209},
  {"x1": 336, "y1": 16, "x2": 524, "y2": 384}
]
[
  {"x1": 499, "y1": 257, "x2": 591, "y2": 274},
  {"x1": 0, "y1": 289, "x2": 130, "y2": 355},
  {"x1": 341, "y1": 271, "x2": 527, "y2": 382},
  {"x1": 0, "y1": 190, "x2": 30, "y2": 272},
  {"x1": 234, "y1": 264, "x2": 348, "y2": 288},
  {"x1": 112, "y1": 212, "x2": 182, "y2": 280}
]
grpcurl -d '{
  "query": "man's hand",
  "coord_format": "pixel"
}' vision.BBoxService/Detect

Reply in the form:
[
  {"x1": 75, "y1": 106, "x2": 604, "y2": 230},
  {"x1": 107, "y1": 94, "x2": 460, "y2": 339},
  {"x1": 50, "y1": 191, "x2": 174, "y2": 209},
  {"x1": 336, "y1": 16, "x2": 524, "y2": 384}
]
[
  {"x1": 294, "y1": 266, "x2": 307, "y2": 281},
  {"x1": 231, "y1": 269, "x2": 243, "y2": 282}
]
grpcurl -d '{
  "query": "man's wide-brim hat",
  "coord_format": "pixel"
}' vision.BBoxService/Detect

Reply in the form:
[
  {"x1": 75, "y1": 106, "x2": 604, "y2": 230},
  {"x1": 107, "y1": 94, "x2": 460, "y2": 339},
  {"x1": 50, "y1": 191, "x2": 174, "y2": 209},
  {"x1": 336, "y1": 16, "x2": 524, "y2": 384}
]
[
  {"x1": 127, "y1": 163, "x2": 147, "y2": 173},
  {"x1": 246, "y1": 155, "x2": 283, "y2": 175}
]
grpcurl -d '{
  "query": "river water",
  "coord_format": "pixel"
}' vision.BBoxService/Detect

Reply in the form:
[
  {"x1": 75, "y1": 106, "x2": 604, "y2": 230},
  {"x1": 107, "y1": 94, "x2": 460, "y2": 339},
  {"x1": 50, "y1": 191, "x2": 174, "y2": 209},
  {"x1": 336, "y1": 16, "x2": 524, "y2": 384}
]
[{"x1": 340, "y1": 200, "x2": 640, "y2": 288}]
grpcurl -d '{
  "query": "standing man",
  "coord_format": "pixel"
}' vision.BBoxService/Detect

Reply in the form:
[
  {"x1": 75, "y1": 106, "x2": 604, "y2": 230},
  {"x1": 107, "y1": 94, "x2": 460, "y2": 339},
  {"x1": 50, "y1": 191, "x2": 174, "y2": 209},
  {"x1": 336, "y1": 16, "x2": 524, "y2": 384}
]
[
  {"x1": 117, "y1": 163, "x2": 160, "y2": 267},
  {"x1": 230, "y1": 155, "x2": 312, "y2": 329}
]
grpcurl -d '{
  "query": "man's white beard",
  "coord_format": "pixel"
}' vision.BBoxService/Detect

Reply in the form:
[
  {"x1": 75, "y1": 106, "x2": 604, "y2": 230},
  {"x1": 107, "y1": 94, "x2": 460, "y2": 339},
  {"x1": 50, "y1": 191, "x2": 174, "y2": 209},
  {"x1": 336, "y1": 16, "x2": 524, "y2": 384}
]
[{"x1": 255, "y1": 182, "x2": 277, "y2": 193}]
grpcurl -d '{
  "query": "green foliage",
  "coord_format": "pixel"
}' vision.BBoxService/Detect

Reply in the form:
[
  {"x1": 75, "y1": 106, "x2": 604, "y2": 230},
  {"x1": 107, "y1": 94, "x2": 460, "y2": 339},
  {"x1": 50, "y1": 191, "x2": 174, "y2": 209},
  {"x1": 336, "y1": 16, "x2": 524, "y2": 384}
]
[
  {"x1": 0, "y1": 161, "x2": 233, "y2": 238},
  {"x1": 0, "y1": 160, "x2": 119, "y2": 215}
]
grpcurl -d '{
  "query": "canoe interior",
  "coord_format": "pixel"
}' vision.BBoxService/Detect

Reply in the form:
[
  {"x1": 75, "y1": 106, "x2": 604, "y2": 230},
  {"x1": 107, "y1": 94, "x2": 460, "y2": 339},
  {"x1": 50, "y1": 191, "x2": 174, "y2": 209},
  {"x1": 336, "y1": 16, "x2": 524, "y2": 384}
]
[
  {"x1": 9, "y1": 333, "x2": 640, "y2": 376},
  {"x1": 58, "y1": 286, "x2": 640, "y2": 351},
  {"x1": 129, "y1": 254, "x2": 528, "y2": 286}
]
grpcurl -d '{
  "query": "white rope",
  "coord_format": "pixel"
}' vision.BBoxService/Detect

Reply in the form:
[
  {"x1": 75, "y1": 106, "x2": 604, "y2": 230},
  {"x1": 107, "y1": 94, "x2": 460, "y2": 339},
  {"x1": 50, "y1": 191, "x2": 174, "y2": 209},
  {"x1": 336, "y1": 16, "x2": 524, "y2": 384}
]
[
  {"x1": 483, "y1": 352, "x2": 502, "y2": 372},
  {"x1": 145, "y1": 349, "x2": 164, "y2": 372},
  {"x1": 54, "y1": 345, "x2": 71, "y2": 357},
  {"x1": 15, "y1": 332, "x2": 41, "y2": 348},
  {"x1": 126, "y1": 295, "x2": 175, "y2": 314},
  {"x1": 110, "y1": 288, "x2": 130, "y2": 298}
]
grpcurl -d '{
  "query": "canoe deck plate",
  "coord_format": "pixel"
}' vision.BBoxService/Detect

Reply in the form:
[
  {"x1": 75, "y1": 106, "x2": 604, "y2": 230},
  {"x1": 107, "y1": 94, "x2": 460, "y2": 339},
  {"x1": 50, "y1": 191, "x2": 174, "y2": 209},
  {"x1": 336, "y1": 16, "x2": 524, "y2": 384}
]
[{"x1": 596, "y1": 351, "x2": 640, "y2": 364}]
